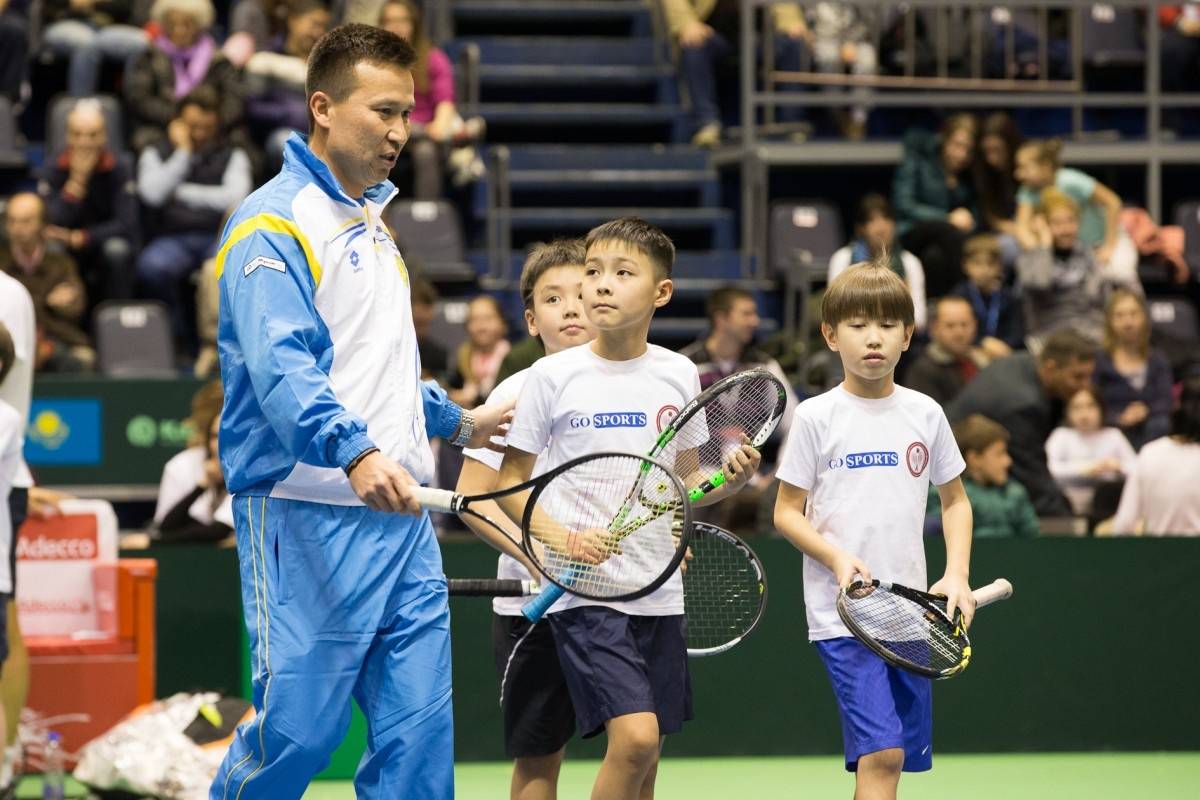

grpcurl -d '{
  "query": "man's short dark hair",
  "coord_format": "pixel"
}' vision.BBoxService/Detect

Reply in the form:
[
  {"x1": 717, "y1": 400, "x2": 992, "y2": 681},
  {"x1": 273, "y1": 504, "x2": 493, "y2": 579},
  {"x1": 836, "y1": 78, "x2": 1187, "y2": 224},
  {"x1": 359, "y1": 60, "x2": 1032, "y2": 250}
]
[
  {"x1": 178, "y1": 84, "x2": 220, "y2": 117},
  {"x1": 706, "y1": 285, "x2": 754, "y2": 325},
  {"x1": 1038, "y1": 328, "x2": 1096, "y2": 366},
  {"x1": 289, "y1": 0, "x2": 328, "y2": 18},
  {"x1": 306, "y1": 23, "x2": 418, "y2": 107},
  {"x1": 585, "y1": 217, "x2": 675, "y2": 279},
  {"x1": 0, "y1": 320, "x2": 14, "y2": 387},
  {"x1": 520, "y1": 239, "x2": 586, "y2": 310}
]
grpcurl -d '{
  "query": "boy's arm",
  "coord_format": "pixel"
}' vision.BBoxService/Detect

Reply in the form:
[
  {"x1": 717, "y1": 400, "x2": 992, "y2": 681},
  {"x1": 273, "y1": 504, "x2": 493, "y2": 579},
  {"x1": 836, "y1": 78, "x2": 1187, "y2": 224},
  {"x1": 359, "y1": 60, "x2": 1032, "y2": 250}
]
[
  {"x1": 495, "y1": 446, "x2": 607, "y2": 564},
  {"x1": 495, "y1": 446, "x2": 538, "y2": 525},
  {"x1": 456, "y1": 456, "x2": 539, "y2": 575},
  {"x1": 930, "y1": 476, "x2": 975, "y2": 626},
  {"x1": 773, "y1": 481, "x2": 871, "y2": 588}
]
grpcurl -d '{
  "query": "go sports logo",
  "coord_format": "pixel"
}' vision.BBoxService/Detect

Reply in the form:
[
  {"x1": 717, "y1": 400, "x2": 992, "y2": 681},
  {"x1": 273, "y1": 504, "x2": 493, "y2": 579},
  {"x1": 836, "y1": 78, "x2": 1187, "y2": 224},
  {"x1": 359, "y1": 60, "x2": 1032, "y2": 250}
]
[
  {"x1": 828, "y1": 451, "x2": 900, "y2": 470},
  {"x1": 569, "y1": 412, "x2": 648, "y2": 429}
]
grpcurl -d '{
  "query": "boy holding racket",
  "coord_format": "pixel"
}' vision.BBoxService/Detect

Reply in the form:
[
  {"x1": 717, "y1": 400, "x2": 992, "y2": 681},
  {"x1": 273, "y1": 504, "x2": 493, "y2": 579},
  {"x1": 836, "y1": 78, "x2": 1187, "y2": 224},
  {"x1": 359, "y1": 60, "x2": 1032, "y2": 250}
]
[
  {"x1": 457, "y1": 239, "x2": 595, "y2": 800},
  {"x1": 498, "y1": 218, "x2": 759, "y2": 800},
  {"x1": 773, "y1": 261, "x2": 975, "y2": 798}
]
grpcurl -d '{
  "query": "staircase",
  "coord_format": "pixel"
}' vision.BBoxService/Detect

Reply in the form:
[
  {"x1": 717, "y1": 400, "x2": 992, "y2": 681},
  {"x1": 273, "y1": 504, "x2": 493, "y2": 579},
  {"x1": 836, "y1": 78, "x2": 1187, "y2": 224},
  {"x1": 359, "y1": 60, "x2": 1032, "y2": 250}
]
[{"x1": 444, "y1": 0, "x2": 760, "y2": 344}]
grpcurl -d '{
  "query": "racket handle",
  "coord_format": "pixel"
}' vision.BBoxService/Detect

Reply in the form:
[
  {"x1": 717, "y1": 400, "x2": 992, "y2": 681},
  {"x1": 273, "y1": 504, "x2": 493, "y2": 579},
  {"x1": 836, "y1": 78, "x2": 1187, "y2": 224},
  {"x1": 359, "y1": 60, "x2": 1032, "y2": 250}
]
[
  {"x1": 447, "y1": 579, "x2": 538, "y2": 597},
  {"x1": 972, "y1": 578, "x2": 1013, "y2": 609},
  {"x1": 522, "y1": 581, "x2": 566, "y2": 621},
  {"x1": 410, "y1": 486, "x2": 458, "y2": 513}
]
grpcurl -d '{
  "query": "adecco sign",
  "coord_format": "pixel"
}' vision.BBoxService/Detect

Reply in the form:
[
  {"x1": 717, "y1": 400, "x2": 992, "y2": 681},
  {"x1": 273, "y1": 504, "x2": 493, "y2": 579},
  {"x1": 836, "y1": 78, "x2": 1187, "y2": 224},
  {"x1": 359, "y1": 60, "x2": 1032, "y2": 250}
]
[{"x1": 16, "y1": 500, "x2": 119, "y2": 638}]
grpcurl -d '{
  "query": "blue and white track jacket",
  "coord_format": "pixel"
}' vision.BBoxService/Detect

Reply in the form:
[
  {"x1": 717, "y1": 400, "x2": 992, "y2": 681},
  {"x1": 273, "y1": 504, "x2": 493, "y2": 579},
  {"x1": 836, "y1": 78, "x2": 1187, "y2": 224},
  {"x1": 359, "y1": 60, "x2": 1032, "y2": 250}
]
[{"x1": 215, "y1": 134, "x2": 461, "y2": 504}]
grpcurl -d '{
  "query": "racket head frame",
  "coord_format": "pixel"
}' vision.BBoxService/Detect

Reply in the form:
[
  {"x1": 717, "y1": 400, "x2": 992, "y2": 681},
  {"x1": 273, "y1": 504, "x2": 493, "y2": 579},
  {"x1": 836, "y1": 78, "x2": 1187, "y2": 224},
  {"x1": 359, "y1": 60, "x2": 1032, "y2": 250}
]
[
  {"x1": 655, "y1": 367, "x2": 788, "y2": 456},
  {"x1": 684, "y1": 521, "x2": 768, "y2": 657}
]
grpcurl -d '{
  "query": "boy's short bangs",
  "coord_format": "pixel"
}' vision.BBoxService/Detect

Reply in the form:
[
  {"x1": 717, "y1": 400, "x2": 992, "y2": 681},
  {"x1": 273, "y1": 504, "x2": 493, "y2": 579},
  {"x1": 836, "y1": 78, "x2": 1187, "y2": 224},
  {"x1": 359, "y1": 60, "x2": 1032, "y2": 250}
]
[
  {"x1": 585, "y1": 217, "x2": 675, "y2": 279},
  {"x1": 520, "y1": 238, "x2": 586, "y2": 309},
  {"x1": 821, "y1": 260, "x2": 915, "y2": 327}
]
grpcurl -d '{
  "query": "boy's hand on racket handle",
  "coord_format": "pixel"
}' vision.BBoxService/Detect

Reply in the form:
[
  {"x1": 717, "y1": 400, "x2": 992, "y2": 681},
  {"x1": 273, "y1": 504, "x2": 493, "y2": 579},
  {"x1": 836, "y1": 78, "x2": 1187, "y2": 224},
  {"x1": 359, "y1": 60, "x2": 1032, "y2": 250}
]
[
  {"x1": 930, "y1": 573, "x2": 975, "y2": 629},
  {"x1": 721, "y1": 439, "x2": 762, "y2": 491},
  {"x1": 349, "y1": 452, "x2": 423, "y2": 515},
  {"x1": 563, "y1": 527, "x2": 617, "y2": 565},
  {"x1": 831, "y1": 550, "x2": 872, "y2": 589}
]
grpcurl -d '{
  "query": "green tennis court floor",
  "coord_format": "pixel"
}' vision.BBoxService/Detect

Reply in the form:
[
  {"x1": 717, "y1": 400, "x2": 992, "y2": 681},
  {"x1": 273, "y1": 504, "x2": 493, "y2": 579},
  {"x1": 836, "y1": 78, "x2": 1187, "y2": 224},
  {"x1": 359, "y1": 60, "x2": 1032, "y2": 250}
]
[{"x1": 294, "y1": 753, "x2": 1198, "y2": 799}]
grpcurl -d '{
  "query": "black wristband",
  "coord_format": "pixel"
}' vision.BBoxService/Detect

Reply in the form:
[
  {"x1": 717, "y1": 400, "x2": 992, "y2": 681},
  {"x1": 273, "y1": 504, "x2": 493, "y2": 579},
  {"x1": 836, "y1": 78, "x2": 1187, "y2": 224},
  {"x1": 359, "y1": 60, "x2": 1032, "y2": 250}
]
[{"x1": 344, "y1": 447, "x2": 380, "y2": 476}]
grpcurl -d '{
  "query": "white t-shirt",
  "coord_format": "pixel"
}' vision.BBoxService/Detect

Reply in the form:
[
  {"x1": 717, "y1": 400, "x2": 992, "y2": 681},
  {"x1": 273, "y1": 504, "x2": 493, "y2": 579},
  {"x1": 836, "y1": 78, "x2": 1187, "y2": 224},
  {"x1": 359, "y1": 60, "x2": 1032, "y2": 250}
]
[
  {"x1": 1045, "y1": 426, "x2": 1137, "y2": 516},
  {"x1": 775, "y1": 384, "x2": 965, "y2": 640},
  {"x1": 1110, "y1": 436, "x2": 1200, "y2": 536},
  {"x1": 461, "y1": 368, "x2": 551, "y2": 616},
  {"x1": 0, "y1": 400, "x2": 23, "y2": 593},
  {"x1": 0, "y1": 273, "x2": 35, "y2": 489},
  {"x1": 506, "y1": 344, "x2": 702, "y2": 616},
  {"x1": 153, "y1": 446, "x2": 234, "y2": 528}
]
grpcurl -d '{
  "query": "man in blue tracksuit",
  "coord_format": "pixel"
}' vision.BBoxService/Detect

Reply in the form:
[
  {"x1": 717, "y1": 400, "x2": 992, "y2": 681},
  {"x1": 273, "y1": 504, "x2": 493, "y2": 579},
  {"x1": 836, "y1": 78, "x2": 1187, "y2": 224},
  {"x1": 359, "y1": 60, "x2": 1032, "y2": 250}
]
[{"x1": 209, "y1": 25, "x2": 509, "y2": 799}]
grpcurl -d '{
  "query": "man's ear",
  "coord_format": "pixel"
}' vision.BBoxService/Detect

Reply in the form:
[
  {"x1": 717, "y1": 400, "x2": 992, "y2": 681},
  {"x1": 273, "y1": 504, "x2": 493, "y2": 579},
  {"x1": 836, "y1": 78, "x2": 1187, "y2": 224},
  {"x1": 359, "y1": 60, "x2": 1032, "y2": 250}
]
[{"x1": 309, "y1": 91, "x2": 333, "y2": 132}]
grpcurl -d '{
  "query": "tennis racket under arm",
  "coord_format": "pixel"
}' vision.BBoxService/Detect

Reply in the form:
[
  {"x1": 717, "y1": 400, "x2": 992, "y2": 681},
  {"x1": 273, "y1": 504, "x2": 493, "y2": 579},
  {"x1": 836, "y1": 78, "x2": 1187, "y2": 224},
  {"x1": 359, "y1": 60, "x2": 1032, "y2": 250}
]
[
  {"x1": 412, "y1": 451, "x2": 691, "y2": 611},
  {"x1": 682, "y1": 522, "x2": 767, "y2": 657},
  {"x1": 836, "y1": 578, "x2": 1014, "y2": 679},
  {"x1": 445, "y1": 578, "x2": 540, "y2": 597}
]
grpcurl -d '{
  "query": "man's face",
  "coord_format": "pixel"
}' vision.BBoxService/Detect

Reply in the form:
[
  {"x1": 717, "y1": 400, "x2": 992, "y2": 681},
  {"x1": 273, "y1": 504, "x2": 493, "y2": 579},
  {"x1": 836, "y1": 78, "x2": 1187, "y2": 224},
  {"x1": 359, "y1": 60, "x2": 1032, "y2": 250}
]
[
  {"x1": 583, "y1": 241, "x2": 668, "y2": 334},
  {"x1": 288, "y1": 8, "x2": 330, "y2": 56},
  {"x1": 717, "y1": 297, "x2": 760, "y2": 346},
  {"x1": 4, "y1": 195, "x2": 44, "y2": 250},
  {"x1": 1046, "y1": 207, "x2": 1080, "y2": 250},
  {"x1": 1043, "y1": 356, "x2": 1095, "y2": 401},
  {"x1": 931, "y1": 300, "x2": 977, "y2": 358},
  {"x1": 66, "y1": 110, "x2": 107, "y2": 152},
  {"x1": 181, "y1": 104, "x2": 219, "y2": 150},
  {"x1": 316, "y1": 62, "x2": 414, "y2": 198},
  {"x1": 163, "y1": 10, "x2": 201, "y2": 49}
]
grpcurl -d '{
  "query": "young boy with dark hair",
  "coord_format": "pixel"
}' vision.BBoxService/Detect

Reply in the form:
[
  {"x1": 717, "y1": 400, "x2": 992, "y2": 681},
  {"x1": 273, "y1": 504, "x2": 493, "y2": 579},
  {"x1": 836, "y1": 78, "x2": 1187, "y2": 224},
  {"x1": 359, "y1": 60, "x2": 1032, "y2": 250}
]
[
  {"x1": 926, "y1": 413, "x2": 1040, "y2": 538},
  {"x1": 456, "y1": 239, "x2": 594, "y2": 800},
  {"x1": 949, "y1": 233, "x2": 1024, "y2": 357},
  {"x1": 773, "y1": 260, "x2": 975, "y2": 799},
  {"x1": 498, "y1": 217, "x2": 759, "y2": 800}
]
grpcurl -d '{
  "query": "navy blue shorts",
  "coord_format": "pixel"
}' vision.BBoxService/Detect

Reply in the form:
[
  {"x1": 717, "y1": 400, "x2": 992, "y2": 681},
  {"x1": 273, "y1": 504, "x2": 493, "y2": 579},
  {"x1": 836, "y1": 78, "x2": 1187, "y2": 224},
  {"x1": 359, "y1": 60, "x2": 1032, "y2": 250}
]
[
  {"x1": 492, "y1": 613, "x2": 575, "y2": 758},
  {"x1": 548, "y1": 606, "x2": 692, "y2": 739},
  {"x1": 814, "y1": 637, "x2": 933, "y2": 773}
]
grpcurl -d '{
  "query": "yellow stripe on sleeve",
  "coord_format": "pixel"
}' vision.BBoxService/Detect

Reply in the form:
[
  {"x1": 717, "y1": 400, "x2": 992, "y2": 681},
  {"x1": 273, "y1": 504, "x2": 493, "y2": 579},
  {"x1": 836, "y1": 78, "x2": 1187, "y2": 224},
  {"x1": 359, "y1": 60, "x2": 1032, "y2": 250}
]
[{"x1": 215, "y1": 213, "x2": 323, "y2": 286}]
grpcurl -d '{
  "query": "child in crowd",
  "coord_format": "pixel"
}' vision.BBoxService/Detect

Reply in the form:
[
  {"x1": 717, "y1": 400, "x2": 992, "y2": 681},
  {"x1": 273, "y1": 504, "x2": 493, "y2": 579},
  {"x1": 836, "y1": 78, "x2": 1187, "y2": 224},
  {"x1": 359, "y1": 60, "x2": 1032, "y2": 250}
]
[
  {"x1": 926, "y1": 414, "x2": 1040, "y2": 538},
  {"x1": 949, "y1": 234, "x2": 1024, "y2": 356},
  {"x1": 449, "y1": 295, "x2": 511, "y2": 407},
  {"x1": 1046, "y1": 386, "x2": 1137, "y2": 518},
  {"x1": 774, "y1": 261, "x2": 974, "y2": 798}
]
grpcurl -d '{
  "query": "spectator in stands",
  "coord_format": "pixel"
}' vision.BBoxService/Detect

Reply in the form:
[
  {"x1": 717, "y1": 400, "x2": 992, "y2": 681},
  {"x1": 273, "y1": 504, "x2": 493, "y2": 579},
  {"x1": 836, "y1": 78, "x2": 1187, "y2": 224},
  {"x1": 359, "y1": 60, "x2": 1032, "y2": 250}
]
[
  {"x1": 948, "y1": 328, "x2": 1097, "y2": 517},
  {"x1": 1109, "y1": 376, "x2": 1200, "y2": 536},
  {"x1": 904, "y1": 296, "x2": 988, "y2": 408},
  {"x1": 1046, "y1": 386, "x2": 1136, "y2": 519},
  {"x1": 0, "y1": 194, "x2": 94, "y2": 372},
  {"x1": 448, "y1": 296, "x2": 511, "y2": 407},
  {"x1": 412, "y1": 278, "x2": 449, "y2": 382},
  {"x1": 223, "y1": 0, "x2": 292, "y2": 66},
  {"x1": 949, "y1": 234, "x2": 1024, "y2": 357},
  {"x1": 136, "y1": 86, "x2": 254, "y2": 347},
  {"x1": 662, "y1": 0, "x2": 811, "y2": 148},
  {"x1": 1160, "y1": 6, "x2": 1200, "y2": 134},
  {"x1": 1014, "y1": 138, "x2": 1139, "y2": 288},
  {"x1": 125, "y1": 0, "x2": 244, "y2": 153},
  {"x1": 972, "y1": 112, "x2": 1023, "y2": 261},
  {"x1": 1095, "y1": 289, "x2": 1174, "y2": 450},
  {"x1": 680, "y1": 285, "x2": 799, "y2": 415},
  {"x1": 1017, "y1": 188, "x2": 1107, "y2": 345},
  {"x1": 0, "y1": 1, "x2": 29, "y2": 103},
  {"x1": 925, "y1": 414, "x2": 1039, "y2": 539},
  {"x1": 152, "y1": 379, "x2": 232, "y2": 542},
  {"x1": 808, "y1": 3, "x2": 878, "y2": 140},
  {"x1": 829, "y1": 193, "x2": 928, "y2": 332},
  {"x1": 40, "y1": 0, "x2": 149, "y2": 96},
  {"x1": 39, "y1": 98, "x2": 139, "y2": 305},
  {"x1": 245, "y1": 0, "x2": 331, "y2": 169},
  {"x1": 378, "y1": 0, "x2": 486, "y2": 195},
  {"x1": 893, "y1": 113, "x2": 979, "y2": 298}
]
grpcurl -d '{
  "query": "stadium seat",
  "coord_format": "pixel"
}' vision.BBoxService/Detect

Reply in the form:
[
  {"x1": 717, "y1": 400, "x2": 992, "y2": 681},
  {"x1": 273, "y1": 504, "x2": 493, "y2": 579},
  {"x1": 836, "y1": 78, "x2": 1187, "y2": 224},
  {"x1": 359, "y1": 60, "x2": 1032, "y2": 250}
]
[
  {"x1": 94, "y1": 300, "x2": 175, "y2": 377},
  {"x1": 769, "y1": 201, "x2": 843, "y2": 279},
  {"x1": 386, "y1": 200, "x2": 478, "y2": 284},
  {"x1": 1147, "y1": 298, "x2": 1200, "y2": 343},
  {"x1": 45, "y1": 94, "x2": 127, "y2": 158},
  {"x1": 1082, "y1": 4, "x2": 1144, "y2": 69},
  {"x1": 1175, "y1": 201, "x2": 1200, "y2": 275},
  {"x1": 0, "y1": 96, "x2": 26, "y2": 169}
]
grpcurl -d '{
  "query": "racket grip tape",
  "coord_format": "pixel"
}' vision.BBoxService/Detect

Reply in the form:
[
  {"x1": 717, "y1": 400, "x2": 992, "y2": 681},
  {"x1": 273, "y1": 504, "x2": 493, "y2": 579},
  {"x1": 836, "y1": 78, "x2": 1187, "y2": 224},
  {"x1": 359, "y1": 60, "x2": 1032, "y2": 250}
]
[
  {"x1": 972, "y1": 578, "x2": 1013, "y2": 609},
  {"x1": 447, "y1": 579, "x2": 537, "y2": 597},
  {"x1": 522, "y1": 582, "x2": 565, "y2": 621},
  {"x1": 410, "y1": 486, "x2": 458, "y2": 513}
]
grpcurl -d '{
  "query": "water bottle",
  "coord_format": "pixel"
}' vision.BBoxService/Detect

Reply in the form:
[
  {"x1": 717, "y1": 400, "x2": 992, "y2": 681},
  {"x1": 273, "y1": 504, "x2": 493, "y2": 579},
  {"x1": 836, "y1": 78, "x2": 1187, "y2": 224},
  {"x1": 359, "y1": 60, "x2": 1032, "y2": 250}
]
[{"x1": 42, "y1": 731, "x2": 64, "y2": 800}]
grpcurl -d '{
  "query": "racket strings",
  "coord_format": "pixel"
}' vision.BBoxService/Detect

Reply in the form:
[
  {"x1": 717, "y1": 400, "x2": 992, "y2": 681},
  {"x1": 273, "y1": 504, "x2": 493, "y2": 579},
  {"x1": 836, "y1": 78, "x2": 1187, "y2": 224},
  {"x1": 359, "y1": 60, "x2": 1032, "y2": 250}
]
[
  {"x1": 528, "y1": 454, "x2": 687, "y2": 600},
  {"x1": 682, "y1": 533, "x2": 763, "y2": 651},
  {"x1": 842, "y1": 589, "x2": 964, "y2": 671}
]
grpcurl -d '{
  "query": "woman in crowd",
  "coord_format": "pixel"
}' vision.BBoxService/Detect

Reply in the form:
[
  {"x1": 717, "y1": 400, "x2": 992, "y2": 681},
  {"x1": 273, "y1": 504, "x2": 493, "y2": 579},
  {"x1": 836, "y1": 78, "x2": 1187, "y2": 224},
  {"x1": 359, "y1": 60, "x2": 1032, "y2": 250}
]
[
  {"x1": 152, "y1": 380, "x2": 232, "y2": 543},
  {"x1": 1094, "y1": 289, "x2": 1174, "y2": 450}
]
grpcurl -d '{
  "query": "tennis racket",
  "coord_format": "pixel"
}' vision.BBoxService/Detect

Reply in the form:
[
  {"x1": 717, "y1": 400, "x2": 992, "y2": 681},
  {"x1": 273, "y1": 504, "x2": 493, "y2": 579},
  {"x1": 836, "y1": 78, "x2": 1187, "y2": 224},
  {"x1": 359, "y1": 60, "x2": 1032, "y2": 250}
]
[
  {"x1": 682, "y1": 522, "x2": 767, "y2": 657},
  {"x1": 412, "y1": 451, "x2": 691, "y2": 606},
  {"x1": 446, "y1": 579, "x2": 540, "y2": 597},
  {"x1": 521, "y1": 368, "x2": 786, "y2": 621},
  {"x1": 836, "y1": 578, "x2": 1013, "y2": 680}
]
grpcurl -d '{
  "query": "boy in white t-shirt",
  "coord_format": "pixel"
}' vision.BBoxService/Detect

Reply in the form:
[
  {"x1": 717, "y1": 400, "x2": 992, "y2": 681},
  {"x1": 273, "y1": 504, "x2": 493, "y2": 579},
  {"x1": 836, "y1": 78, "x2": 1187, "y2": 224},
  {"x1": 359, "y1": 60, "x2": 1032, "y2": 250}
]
[
  {"x1": 498, "y1": 218, "x2": 759, "y2": 800},
  {"x1": 456, "y1": 239, "x2": 596, "y2": 798},
  {"x1": 0, "y1": 321, "x2": 21, "y2": 777},
  {"x1": 773, "y1": 261, "x2": 975, "y2": 799}
]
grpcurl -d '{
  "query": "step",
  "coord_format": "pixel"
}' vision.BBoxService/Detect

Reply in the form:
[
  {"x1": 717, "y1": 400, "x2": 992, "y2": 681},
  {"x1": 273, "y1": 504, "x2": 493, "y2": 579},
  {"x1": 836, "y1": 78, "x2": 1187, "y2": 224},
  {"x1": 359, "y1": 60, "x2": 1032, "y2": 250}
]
[
  {"x1": 480, "y1": 64, "x2": 673, "y2": 87},
  {"x1": 452, "y1": 1, "x2": 651, "y2": 37},
  {"x1": 463, "y1": 37, "x2": 660, "y2": 66},
  {"x1": 499, "y1": 145, "x2": 708, "y2": 171},
  {"x1": 477, "y1": 103, "x2": 681, "y2": 125},
  {"x1": 466, "y1": 250, "x2": 757, "y2": 287},
  {"x1": 500, "y1": 207, "x2": 735, "y2": 250}
]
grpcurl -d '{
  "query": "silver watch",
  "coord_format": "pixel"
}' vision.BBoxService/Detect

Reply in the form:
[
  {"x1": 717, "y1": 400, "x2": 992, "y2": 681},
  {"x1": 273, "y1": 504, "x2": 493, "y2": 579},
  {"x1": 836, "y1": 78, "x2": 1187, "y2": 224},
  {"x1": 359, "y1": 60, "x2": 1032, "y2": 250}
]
[{"x1": 450, "y1": 410, "x2": 475, "y2": 448}]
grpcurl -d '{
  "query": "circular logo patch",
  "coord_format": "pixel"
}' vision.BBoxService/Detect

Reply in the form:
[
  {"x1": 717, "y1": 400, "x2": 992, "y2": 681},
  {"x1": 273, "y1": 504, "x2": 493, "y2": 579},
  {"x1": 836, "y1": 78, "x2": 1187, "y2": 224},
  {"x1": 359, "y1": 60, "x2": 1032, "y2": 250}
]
[
  {"x1": 656, "y1": 405, "x2": 679, "y2": 432},
  {"x1": 906, "y1": 442, "x2": 930, "y2": 477}
]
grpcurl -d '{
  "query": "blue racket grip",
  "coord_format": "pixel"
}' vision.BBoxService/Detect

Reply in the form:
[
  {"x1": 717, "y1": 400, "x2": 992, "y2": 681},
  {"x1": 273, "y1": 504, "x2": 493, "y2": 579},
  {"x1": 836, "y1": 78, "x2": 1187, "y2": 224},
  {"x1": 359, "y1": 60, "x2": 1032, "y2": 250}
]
[{"x1": 521, "y1": 565, "x2": 580, "y2": 621}]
